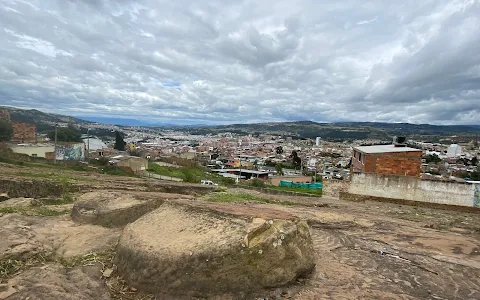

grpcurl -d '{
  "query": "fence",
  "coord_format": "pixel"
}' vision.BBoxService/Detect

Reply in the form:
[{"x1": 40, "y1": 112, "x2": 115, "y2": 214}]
[
  {"x1": 279, "y1": 180, "x2": 323, "y2": 190},
  {"x1": 142, "y1": 172, "x2": 183, "y2": 182}
]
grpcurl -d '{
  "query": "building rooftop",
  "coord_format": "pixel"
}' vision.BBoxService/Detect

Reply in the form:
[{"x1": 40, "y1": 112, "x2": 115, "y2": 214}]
[
  {"x1": 353, "y1": 144, "x2": 422, "y2": 154},
  {"x1": 211, "y1": 169, "x2": 269, "y2": 175}
]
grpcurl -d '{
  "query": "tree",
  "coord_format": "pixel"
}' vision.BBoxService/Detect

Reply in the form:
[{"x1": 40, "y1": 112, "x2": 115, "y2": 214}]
[
  {"x1": 114, "y1": 131, "x2": 126, "y2": 151},
  {"x1": 275, "y1": 146, "x2": 283, "y2": 154},
  {"x1": 275, "y1": 164, "x2": 284, "y2": 175},
  {"x1": 0, "y1": 119, "x2": 13, "y2": 142},
  {"x1": 47, "y1": 125, "x2": 81, "y2": 142},
  {"x1": 471, "y1": 156, "x2": 478, "y2": 167},
  {"x1": 291, "y1": 150, "x2": 302, "y2": 168},
  {"x1": 425, "y1": 154, "x2": 441, "y2": 164}
]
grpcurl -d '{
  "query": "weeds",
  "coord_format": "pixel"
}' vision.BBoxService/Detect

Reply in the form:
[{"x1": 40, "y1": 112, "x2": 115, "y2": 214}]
[
  {"x1": 0, "y1": 206, "x2": 70, "y2": 216},
  {"x1": 0, "y1": 249, "x2": 115, "y2": 280},
  {"x1": 203, "y1": 192, "x2": 296, "y2": 206},
  {"x1": 0, "y1": 252, "x2": 55, "y2": 279},
  {"x1": 0, "y1": 207, "x2": 18, "y2": 214}
]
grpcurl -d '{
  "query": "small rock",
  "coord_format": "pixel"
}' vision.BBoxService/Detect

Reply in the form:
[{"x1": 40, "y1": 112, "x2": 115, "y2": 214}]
[
  {"x1": 0, "y1": 193, "x2": 9, "y2": 201},
  {"x1": 102, "y1": 268, "x2": 114, "y2": 278},
  {"x1": 130, "y1": 287, "x2": 137, "y2": 292}
]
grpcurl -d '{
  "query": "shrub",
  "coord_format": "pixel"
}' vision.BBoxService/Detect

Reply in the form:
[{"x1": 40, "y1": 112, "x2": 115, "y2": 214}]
[{"x1": 250, "y1": 179, "x2": 266, "y2": 188}]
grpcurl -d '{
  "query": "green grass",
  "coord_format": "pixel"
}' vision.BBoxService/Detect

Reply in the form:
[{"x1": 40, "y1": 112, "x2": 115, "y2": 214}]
[
  {"x1": 101, "y1": 166, "x2": 136, "y2": 177},
  {"x1": 57, "y1": 250, "x2": 115, "y2": 268},
  {"x1": 0, "y1": 206, "x2": 71, "y2": 216},
  {"x1": 0, "y1": 252, "x2": 55, "y2": 278},
  {"x1": 203, "y1": 191, "x2": 296, "y2": 206},
  {"x1": 148, "y1": 164, "x2": 235, "y2": 185},
  {"x1": 41, "y1": 196, "x2": 75, "y2": 206},
  {"x1": 0, "y1": 249, "x2": 115, "y2": 279},
  {"x1": 0, "y1": 207, "x2": 18, "y2": 214}
]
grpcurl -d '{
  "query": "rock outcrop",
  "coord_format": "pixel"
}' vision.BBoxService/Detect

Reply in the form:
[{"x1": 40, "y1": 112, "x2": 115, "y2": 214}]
[
  {"x1": 0, "y1": 197, "x2": 38, "y2": 208},
  {"x1": 0, "y1": 213, "x2": 121, "y2": 260},
  {"x1": 72, "y1": 191, "x2": 191, "y2": 227},
  {"x1": 0, "y1": 264, "x2": 111, "y2": 300},
  {"x1": 115, "y1": 202, "x2": 315, "y2": 297}
]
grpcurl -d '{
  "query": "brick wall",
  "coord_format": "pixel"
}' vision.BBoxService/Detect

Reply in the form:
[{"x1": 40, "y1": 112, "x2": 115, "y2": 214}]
[
  {"x1": 375, "y1": 151, "x2": 422, "y2": 177},
  {"x1": 352, "y1": 150, "x2": 421, "y2": 177},
  {"x1": 0, "y1": 109, "x2": 10, "y2": 121},
  {"x1": 11, "y1": 122, "x2": 36, "y2": 143}
]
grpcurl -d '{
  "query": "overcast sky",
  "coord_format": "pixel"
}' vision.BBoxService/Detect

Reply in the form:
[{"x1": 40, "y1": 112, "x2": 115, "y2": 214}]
[{"x1": 1, "y1": 0, "x2": 479, "y2": 125}]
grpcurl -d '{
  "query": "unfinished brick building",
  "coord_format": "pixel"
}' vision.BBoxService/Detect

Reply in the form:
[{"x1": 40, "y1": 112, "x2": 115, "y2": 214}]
[
  {"x1": 11, "y1": 122, "x2": 36, "y2": 143},
  {"x1": 0, "y1": 109, "x2": 11, "y2": 121},
  {"x1": 351, "y1": 144, "x2": 422, "y2": 177}
]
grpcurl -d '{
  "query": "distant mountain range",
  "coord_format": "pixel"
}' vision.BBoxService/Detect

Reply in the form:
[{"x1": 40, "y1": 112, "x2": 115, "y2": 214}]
[
  {"x1": 182, "y1": 120, "x2": 480, "y2": 142},
  {"x1": 1, "y1": 106, "x2": 92, "y2": 126},
  {"x1": 1, "y1": 106, "x2": 479, "y2": 142}
]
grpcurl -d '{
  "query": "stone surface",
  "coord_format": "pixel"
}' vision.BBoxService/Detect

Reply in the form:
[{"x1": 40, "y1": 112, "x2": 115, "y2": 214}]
[
  {"x1": 0, "y1": 213, "x2": 121, "y2": 260},
  {"x1": 0, "y1": 197, "x2": 37, "y2": 208},
  {"x1": 71, "y1": 190, "x2": 191, "y2": 227},
  {"x1": 0, "y1": 193, "x2": 9, "y2": 201},
  {"x1": 0, "y1": 179, "x2": 67, "y2": 198},
  {"x1": 0, "y1": 263, "x2": 111, "y2": 300},
  {"x1": 115, "y1": 202, "x2": 315, "y2": 297}
]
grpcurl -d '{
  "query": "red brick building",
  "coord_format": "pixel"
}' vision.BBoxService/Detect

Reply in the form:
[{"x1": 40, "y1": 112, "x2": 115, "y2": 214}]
[
  {"x1": 0, "y1": 109, "x2": 36, "y2": 142},
  {"x1": 0, "y1": 109, "x2": 11, "y2": 121},
  {"x1": 11, "y1": 122, "x2": 36, "y2": 143},
  {"x1": 351, "y1": 144, "x2": 422, "y2": 177}
]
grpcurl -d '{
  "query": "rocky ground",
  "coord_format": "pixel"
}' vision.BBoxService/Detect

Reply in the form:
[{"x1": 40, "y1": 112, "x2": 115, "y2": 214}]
[{"x1": 1, "y1": 162, "x2": 480, "y2": 299}]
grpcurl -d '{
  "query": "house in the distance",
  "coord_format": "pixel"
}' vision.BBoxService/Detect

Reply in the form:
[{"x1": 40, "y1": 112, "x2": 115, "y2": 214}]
[{"x1": 351, "y1": 141, "x2": 423, "y2": 177}]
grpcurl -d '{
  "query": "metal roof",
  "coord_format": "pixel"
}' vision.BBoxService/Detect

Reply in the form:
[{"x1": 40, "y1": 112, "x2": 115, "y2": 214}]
[
  {"x1": 211, "y1": 169, "x2": 269, "y2": 174},
  {"x1": 353, "y1": 144, "x2": 422, "y2": 154}
]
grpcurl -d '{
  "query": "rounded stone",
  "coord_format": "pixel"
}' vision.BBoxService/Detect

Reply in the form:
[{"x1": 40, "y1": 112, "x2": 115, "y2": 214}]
[{"x1": 114, "y1": 202, "x2": 315, "y2": 297}]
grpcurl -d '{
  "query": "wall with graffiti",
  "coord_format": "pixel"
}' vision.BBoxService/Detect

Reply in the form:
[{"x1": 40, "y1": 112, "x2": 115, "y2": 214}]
[{"x1": 55, "y1": 143, "x2": 85, "y2": 161}]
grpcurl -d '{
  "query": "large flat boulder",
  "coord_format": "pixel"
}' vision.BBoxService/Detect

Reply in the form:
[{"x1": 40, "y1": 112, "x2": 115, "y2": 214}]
[
  {"x1": 0, "y1": 213, "x2": 120, "y2": 260},
  {"x1": 115, "y1": 202, "x2": 315, "y2": 298},
  {"x1": 0, "y1": 263, "x2": 111, "y2": 300},
  {"x1": 72, "y1": 191, "x2": 191, "y2": 227}
]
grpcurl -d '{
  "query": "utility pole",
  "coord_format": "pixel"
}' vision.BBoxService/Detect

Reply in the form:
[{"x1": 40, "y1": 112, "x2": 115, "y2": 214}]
[
  {"x1": 53, "y1": 123, "x2": 57, "y2": 164},
  {"x1": 87, "y1": 128, "x2": 90, "y2": 161},
  {"x1": 238, "y1": 161, "x2": 242, "y2": 184}
]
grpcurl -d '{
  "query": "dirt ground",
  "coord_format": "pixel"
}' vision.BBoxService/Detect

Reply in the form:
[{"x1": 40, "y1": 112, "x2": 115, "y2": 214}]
[
  {"x1": 221, "y1": 189, "x2": 480, "y2": 300},
  {"x1": 1, "y1": 163, "x2": 480, "y2": 299}
]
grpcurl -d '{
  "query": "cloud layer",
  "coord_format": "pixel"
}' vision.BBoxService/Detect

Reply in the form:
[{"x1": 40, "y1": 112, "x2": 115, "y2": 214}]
[{"x1": 0, "y1": 0, "x2": 479, "y2": 124}]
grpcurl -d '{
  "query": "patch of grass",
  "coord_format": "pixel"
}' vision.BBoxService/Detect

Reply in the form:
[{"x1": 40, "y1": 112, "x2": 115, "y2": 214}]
[
  {"x1": 0, "y1": 252, "x2": 55, "y2": 279},
  {"x1": 58, "y1": 250, "x2": 115, "y2": 268},
  {"x1": 0, "y1": 207, "x2": 18, "y2": 214},
  {"x1": 148, "y1": 164, "x2": 235, "y2": 185},
  {"x1": 14, "y1": 171, "x2": 97, "y2": 183},
  {"x1": 41, "y1": 196, "x2": 74, "y2": 206},
  {"x1": 101, "y1": 166, "x2": 136, "y2": 177},
  {"x1": 35, "y1": 208, "x2": 71, "y2": 216},
  {"x1": 260, "y1": 185, "x2": 323, "y2": 196},
  {"x1": 0, "y1": 249, "x2": 115, "y2": 280},
  {"x1": 0, "y1": 206, "x2": 70, "y2": 216},
  {"x1": 0, "y1": 156, "x2": 24, "y2": 166},
  {"x1": 203, "y1": 192, "x2": 296, "y2": 206}
]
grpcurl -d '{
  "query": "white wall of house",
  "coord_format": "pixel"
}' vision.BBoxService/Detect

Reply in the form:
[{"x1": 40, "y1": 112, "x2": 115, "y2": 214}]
[{"x1": 349, "y1": 173, "x2": 478, "y2": 208}]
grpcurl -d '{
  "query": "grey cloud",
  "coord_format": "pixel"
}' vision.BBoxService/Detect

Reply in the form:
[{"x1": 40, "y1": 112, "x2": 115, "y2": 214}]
[{"x1": 0, "y1": 0, "x2": 479, "y2": 125}]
